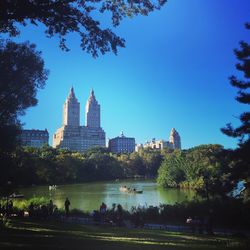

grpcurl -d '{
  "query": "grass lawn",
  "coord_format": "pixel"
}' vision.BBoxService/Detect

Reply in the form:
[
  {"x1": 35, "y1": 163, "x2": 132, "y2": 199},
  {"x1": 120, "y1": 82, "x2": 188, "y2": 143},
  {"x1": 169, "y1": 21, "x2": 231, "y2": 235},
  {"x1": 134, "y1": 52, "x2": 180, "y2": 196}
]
[{"x1": 0, "y1": 218, "x2": 249, "y2": 250}]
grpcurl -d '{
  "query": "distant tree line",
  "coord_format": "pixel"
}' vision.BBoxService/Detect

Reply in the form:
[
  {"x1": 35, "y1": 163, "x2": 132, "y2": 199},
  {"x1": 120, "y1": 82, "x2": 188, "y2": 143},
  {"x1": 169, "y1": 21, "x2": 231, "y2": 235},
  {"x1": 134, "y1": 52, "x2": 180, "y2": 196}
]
[{"x1": 0, "y1": 146, "x2": 165, "y2": 186}]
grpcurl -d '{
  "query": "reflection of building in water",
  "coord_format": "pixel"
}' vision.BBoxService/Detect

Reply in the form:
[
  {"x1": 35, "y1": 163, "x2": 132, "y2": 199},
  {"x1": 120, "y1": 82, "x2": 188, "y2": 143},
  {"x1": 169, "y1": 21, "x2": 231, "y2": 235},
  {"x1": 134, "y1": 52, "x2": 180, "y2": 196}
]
[
  {"x1": 53, "y1": 87, "x2": 105, "y2": 152},
  {"x1": 143, "y1": 128, "x2": 181, "y2": 150}
]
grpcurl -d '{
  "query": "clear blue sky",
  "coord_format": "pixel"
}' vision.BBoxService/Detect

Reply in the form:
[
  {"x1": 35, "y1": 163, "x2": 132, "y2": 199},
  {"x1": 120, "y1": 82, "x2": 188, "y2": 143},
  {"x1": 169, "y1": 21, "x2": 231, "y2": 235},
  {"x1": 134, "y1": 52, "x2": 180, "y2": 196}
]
[{"x1": 14, "y1": 0, "x2": 250, "y2": 149}]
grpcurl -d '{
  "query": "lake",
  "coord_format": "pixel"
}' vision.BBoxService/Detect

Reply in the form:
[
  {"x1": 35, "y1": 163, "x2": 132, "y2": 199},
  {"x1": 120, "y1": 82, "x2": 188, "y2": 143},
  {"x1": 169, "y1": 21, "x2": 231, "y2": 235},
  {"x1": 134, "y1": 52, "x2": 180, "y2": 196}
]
[{"x1": 19, "y1": 180, "x2": 196, "y2": 212}]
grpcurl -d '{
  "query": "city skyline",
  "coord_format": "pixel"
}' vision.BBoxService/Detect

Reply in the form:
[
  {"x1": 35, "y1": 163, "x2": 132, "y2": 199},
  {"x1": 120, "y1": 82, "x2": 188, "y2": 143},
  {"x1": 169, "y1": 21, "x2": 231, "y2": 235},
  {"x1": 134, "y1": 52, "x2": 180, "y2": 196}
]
[{"x1": 15, "y1": 0, "x2": 250, "y2": 149}]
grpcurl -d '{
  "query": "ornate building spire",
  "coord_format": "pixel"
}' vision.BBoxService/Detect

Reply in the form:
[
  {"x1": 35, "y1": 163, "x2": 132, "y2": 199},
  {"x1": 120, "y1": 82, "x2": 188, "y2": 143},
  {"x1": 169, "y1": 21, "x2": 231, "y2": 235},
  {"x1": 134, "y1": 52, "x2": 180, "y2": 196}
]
[
  {"x1": 63, "y1": 87, "x2": 80, "y2": 127},
  {"x1": 68, "y1": 86, "x2": 76, "y2": 99},
  {"x1": 85, "y1": 89, "x2": 101, "y2": 128},
  {"x1": 88, "y1": 88, "x2": 97, "y2": 103}
]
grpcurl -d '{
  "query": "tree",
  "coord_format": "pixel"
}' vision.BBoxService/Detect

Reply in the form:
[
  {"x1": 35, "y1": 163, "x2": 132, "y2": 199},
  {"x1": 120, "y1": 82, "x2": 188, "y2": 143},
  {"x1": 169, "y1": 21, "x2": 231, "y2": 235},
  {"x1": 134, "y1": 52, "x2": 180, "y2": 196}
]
[
  {"x1": 157, "y1": 150, "x2": 185, "y2": 188},
  {"x1": 157, "y1": 145, "x2": 231, "y2": 200},
  {"x1": 0, "y1": 41, "x2": 48, "y2": 125},
  {"x1": 221, "y1": 23, "x2": 250, "y2": 200},
  {"x1": 0, "y1": 0, "x2": 167, "y2": 57},
  {"x1": 138, "y1": 148, "x2": 162, "y2": 176},
  {"x1": 222, "y1": 23, "x2": 250, "y2": 142},
  {"x1": 0, "y1": 41, "x2": 48, "y2": 181},
  {"x1": 186, "y1": 145, "x2": 230, "y2": 200}
]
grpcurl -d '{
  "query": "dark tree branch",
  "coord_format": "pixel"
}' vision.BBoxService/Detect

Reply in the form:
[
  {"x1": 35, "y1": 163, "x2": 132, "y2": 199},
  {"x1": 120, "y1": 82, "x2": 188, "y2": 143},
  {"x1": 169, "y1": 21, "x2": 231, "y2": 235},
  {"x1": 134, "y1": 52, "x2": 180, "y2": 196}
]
[{"x1": 0, "y1": 0, "x2": 167, "y2": 57}]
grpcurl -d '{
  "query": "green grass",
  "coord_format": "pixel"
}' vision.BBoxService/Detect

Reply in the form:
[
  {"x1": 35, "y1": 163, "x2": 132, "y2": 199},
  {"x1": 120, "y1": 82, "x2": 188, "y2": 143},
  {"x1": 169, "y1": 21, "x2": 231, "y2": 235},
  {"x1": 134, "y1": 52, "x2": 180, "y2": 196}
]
[{"x1": 0, "y1": 218, "x2": 249, "y2": 250}]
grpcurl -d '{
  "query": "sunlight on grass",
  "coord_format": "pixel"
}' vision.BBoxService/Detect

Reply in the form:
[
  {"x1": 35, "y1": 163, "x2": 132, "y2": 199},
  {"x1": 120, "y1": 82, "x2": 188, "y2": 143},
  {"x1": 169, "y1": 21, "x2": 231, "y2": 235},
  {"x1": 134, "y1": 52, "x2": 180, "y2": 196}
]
[{"x1": 1, "y1": 219, "x2": 248, "y2": 250}]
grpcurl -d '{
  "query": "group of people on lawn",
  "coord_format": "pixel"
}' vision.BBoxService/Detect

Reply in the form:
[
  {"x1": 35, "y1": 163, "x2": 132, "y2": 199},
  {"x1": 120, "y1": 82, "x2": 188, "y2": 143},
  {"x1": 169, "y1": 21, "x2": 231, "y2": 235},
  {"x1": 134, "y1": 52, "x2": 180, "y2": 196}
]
[
  {"x1": 1, "y1": 197, "x2": 213, "y2": 234},
  {"x1": 64, "y1": 198, "x2": 125, "y2": 226}
]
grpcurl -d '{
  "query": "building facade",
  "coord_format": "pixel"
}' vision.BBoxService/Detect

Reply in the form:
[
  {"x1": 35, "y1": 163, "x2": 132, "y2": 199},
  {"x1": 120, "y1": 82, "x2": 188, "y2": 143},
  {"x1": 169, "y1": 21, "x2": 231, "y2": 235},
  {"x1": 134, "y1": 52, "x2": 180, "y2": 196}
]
[
  {"x1": 144, "y1": 128, "x2": 181, "y2": 150},
  {"x1": 169, "y1": 128, "x2": 181, "y2": 149},
  {"x1": 143, "y1": 138, "x2": 173, "y2": 150},
  {"x1": 20, "y1": 129, "x2": 49, "y2": 148},
  {"x1": 53, "y1": 88, "x2": 106, "y2": 152},
  {"x1": 108, "y1": 132, "x2": 135, "y2": 153}
]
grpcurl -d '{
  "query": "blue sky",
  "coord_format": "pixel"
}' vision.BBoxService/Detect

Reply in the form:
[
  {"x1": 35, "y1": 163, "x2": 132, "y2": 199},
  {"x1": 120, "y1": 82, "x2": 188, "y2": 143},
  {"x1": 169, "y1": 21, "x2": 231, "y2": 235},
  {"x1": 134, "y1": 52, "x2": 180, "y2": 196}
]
[{"x1": 15, "y1": 0, "x2": 250, "y2": 149}]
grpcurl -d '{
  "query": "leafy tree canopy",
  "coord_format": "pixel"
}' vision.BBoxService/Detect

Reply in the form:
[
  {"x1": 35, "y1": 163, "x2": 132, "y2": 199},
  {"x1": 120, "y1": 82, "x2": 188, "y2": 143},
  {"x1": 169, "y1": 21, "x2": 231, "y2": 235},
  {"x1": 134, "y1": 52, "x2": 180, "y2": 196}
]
[
  {"x1": 221, "y1": 23, "x2": 250, "y2": 200},
  {"x1": 0, "y1": 40, "x2": 48, "y2": 125},
  {"x1": 0, "y1": 0, "x2": 167, "y2": 57},
  {"x1": 222, "y1": 23, "x2": 250, "y2": 142},
  {"x1": 157, "y1": 144, "x2": 231, "y2": 199},
  {"x1": 0, "y1": 40, "x2": 48, "y2": 157}
]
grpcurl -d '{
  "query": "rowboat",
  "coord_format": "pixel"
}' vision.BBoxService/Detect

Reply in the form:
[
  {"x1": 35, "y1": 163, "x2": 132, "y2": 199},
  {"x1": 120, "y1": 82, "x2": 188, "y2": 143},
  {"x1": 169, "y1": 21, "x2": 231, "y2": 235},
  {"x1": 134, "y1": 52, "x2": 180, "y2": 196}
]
[
  {"x1": 49, "y1": 185, "x2": 57, "y2": 191},
  {"x1": 119, "y1": 186, "x2": 143, "y2": 194},
  {"x1": 9, "y1": 193, "x2": 24, "y2": 199}
]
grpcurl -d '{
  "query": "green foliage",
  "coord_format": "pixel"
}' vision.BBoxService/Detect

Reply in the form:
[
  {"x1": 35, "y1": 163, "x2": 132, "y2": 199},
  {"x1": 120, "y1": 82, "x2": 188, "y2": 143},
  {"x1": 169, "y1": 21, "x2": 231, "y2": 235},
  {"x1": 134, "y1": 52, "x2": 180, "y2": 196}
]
[
  {"x1": 117, "y1": 148, "x2": 163, "y2": 178},
  {"x1": 2, "y1": 197, "x2": 250, "y2": 229},
  {"x1": 0, "y1": 41, "x2": 48, "y2": 124},
  {"x1": 0, "y1": 197, "x2": 49, "y2": 211},
  {"x1": 157, "y1": 144, "x2": 231, "y2": 199},
  {"x1": 0, "y1": 0, "x2": 167, "y2": 57},
  {"x1": 158, "y1": 198, "x2": 250, "y2": 228},
  {"x1": 13, "y1": 197, "x2": 49, "y2": 211},
  {"x1": 221, "y1": 23, "x2": 250, "y2": 201},
  {"x1": 222, "y1": 23, "x2": 250, "y2": 142},
  {"x1": 157, "y1": 150, "x2": 185, "y2": 188},
  {"x1": 0, "y1": 41, "x2": 48, "y2": 183},
  {"x1": 0, "y1": 146, "x2": 164, "y2": 185}
]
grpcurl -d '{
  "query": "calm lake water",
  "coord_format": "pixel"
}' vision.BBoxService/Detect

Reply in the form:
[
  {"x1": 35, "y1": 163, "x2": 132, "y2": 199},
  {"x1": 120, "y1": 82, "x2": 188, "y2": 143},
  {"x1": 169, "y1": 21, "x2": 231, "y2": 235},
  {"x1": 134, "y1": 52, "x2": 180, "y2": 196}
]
[{"x1": 19, "y1": 180, "x2": 196, "y2": 212}]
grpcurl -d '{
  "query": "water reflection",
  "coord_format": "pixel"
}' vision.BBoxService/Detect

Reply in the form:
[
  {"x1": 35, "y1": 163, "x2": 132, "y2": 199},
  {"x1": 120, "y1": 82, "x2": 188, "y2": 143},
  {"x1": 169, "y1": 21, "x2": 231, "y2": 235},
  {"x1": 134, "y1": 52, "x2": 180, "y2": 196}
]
[
  {"x1": 19, "y1": 180, "x2": 196, "y2": 212},
  {"x1": 157, "y1": 187, "x2": 195, "y2": 205}
]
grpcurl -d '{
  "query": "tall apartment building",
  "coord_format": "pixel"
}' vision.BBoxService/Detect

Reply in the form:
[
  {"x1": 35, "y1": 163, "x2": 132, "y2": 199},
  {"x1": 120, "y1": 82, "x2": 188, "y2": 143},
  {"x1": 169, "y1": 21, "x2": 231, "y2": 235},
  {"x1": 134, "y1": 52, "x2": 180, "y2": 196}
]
[
  {"x1": 108, "y1": 132, "x2": 135, "y2": 153},
  {"x1": 53, "y1": 87, "x2": 105, "y2": 152},
  {"x1": 20, "y1": 129, "x2": 49, "y2": 148}
]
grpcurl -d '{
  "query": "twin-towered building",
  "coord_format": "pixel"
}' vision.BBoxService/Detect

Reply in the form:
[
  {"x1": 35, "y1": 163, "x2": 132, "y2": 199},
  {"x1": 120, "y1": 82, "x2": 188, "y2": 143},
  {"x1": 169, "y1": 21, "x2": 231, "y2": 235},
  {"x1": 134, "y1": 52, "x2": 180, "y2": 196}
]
[
  {"x1": 17, "y1": 87, "x2": 181, "y2": 153},
  {"x1": 53, "y1": 87, "x2": 105, "y2": 152}
]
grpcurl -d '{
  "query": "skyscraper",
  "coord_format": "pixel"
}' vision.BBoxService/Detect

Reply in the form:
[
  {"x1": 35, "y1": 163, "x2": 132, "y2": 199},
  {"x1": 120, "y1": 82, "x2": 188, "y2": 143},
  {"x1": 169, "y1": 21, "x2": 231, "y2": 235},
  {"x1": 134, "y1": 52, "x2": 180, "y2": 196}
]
[{"x1": 53, "y1": 88, "x2": 105, "y2": 152}]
